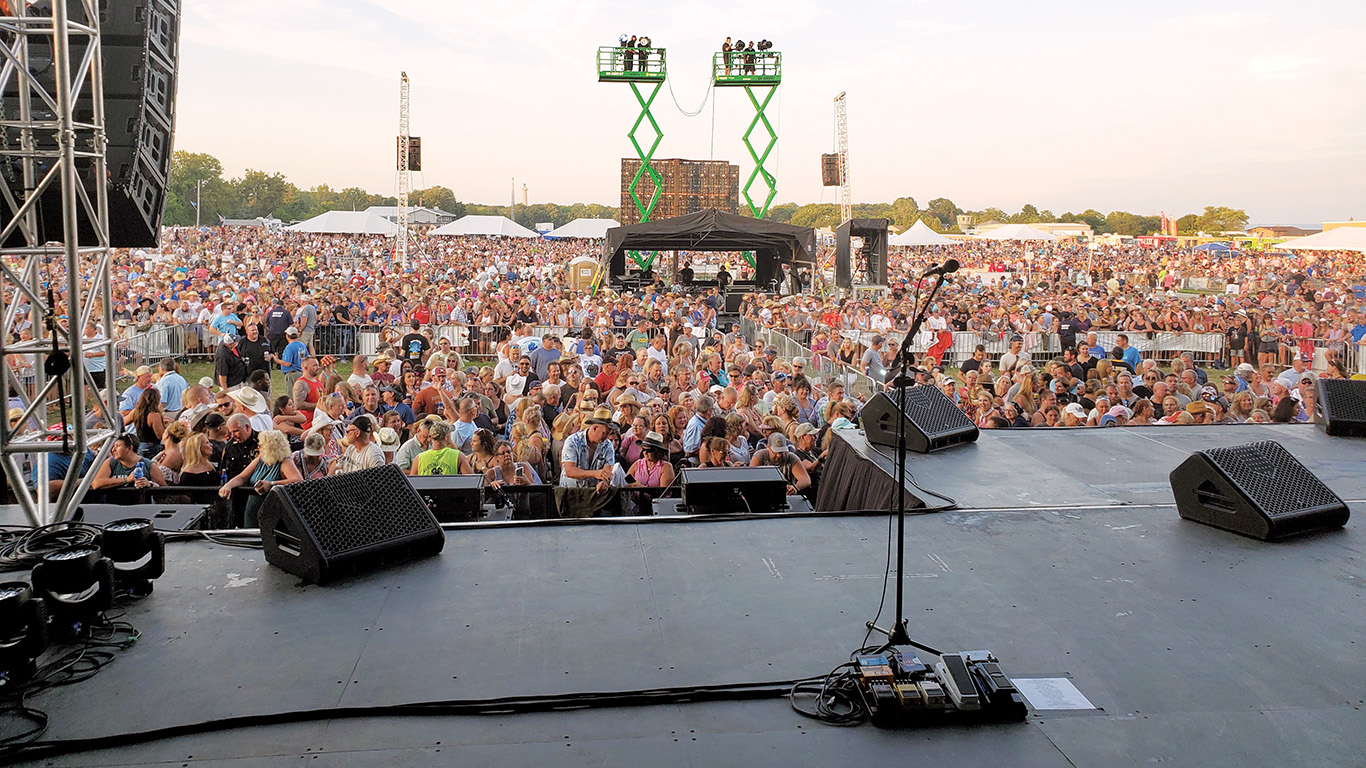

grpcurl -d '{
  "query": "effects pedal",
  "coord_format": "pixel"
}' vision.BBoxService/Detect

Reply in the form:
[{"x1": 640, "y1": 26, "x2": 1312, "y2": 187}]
[
  {"x1": 857, "y1": 647, "x2": 1029, "y2": 725},
  {"x1": 934, "y1": 653, "x2": 981, "y2": 710}
]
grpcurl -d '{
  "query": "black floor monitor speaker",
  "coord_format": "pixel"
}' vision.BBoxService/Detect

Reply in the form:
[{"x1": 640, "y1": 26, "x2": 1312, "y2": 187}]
[
  {"x1": 680, "y1": 466, "x2": 787, "y2": 514},
  {"x1": 862, "y1": 387, "x2": 980, "y2": 453},
  {"x1": 1169, "y1": 440, "x2": 1349, "y2": 541},
  {"x1": 260, "y1": 465, "x2": 445, "y2": 583},
  {"x1": 407, "y1": 475, "x2": 484, "y2": 523},
  {"x1": 1316, "y1": 378, "x2": 1366, "y2": 437}
]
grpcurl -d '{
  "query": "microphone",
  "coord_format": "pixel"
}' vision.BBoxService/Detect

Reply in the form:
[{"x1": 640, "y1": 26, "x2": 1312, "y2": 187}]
[{"x1": 921, "y1": 259, "x2": 960, "y2": 278}]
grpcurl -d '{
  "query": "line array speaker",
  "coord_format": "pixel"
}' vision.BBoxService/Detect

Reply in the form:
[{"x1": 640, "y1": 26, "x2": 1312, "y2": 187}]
[
  {"x1": 3, "y1": 0, "x2": 181, "y2": 248},
  {"x1": 1169, "y1": 440, "x2": 1349, "y2": 541}
]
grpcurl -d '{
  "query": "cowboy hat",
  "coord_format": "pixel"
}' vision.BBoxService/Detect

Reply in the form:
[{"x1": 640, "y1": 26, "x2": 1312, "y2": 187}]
[{"x1": 228, "y1": 386, "x2": 268, "y2": 414}]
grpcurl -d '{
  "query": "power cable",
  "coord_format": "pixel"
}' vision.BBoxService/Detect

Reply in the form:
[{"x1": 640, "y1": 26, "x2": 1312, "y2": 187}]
[{"x1": 666, "y1": 72, "x2": 713, "y2": 118}]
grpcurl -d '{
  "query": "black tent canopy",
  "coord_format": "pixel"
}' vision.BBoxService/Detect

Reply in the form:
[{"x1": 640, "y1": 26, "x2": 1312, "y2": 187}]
[{"x1": 603, "y1": 208, "x2": 816, "y2": 289}]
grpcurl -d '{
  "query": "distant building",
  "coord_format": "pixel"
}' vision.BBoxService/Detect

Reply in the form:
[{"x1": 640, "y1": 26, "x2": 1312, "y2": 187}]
[
  {"x1": 973, "y1": 220, "x2": 1093, "y2": 238},
  {"x1": 1248, "y1": 225, "x2": 1319, "y2": 238},
  {"x1": 364, "y1": 205, "x2": 459, "y2": 228}
]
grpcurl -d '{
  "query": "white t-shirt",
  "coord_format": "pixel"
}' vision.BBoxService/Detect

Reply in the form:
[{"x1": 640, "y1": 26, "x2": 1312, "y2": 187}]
[{"x1": 347, "y1": 373, "x2": 374, "y2": 390}]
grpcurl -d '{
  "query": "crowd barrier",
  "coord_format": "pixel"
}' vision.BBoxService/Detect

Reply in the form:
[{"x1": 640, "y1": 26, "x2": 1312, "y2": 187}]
[{"x1": 111, "y1": 318, "x2": 1366, "y2": 381}]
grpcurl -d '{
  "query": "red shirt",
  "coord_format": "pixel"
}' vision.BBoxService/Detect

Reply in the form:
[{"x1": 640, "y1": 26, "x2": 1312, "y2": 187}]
[{"x1": 298, "y1": 376, "x2": 324, "y2": 430}]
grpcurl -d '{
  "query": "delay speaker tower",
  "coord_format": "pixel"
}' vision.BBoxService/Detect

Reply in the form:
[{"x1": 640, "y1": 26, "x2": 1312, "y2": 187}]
[{"x1": 1169, "y1": 440, "x2": 1349, "y2": 541}]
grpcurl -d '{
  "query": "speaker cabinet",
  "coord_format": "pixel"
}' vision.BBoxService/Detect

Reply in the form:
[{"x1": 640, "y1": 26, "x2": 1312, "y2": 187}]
[
  {"x1": 407, "y1": 475, "x2": 483, "y2": 523},
  {"x1": 862, "y1": 387, "x2": 980, "y2": 453},
  {"x1": 1317, "y1": 378, "x2": 1366, "y2": 437},
  {"x1": 260, "y1": 465, "x2": 445, "y2": 584},
  {"x1": 820, "y1": 153, "x2": 841, "y2": 186},
  {"x1": 1169, "y1": 440, "x2": 1349, "y2": 541},
  {"x1": 680, "y1": 466, "x2": 787, "y2": 514},
  {"x1": 3, "y1": 0, "x2": 181, "y2": 248}
]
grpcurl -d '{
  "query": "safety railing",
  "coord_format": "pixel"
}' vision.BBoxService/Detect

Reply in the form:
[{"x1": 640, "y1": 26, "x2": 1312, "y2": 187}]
[
  {"x1": 712, "y1": 50, "x2": 781, "y2": 85},
  {"x1": 597, "y1": 44, "x2": 666, "y2": 81}
]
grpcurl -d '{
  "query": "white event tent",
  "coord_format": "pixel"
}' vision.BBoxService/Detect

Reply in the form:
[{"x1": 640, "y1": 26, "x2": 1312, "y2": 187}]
[
  {"x1": 889, "y1": 219, "x2": 955, "y2": 246},
  {"x1": 977, "y1": 223, "x2": 1058, "y2": 242},
  {"x1": 1276, "y1": 227, "x2": 1366, "y2": 253},
  {"x1": 544, "y1": 218, "x2": 620, "y2": 239},
  {"x1": 286, "y1": 210, "x2": 400, "y2": 235},
  {"x1": 429, "y1": 215, "x2": 540, "y2": 238}
]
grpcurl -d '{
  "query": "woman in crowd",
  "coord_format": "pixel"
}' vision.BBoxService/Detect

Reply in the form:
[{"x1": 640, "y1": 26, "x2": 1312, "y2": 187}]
[
  {"x1": 618, "y1": 415, "x2": 649, "y2": 468},
  {"x1": 724, "y1": 413, "x2": 751, "y2": 464},
  {"x1": 467, "y1": 427, "x2": 499, "y2": 475},
  {"x1": 153, "y1": 420, "x2": 190, "y2": 484},
  {"x1": 627, "y1": 431, "x2": 675, "y2": 489},
  {"x1": 650, "y1": 412, "x2": 683, "y2": 465},
  {"x1": 130, "y1": 387, "x2": 167, "y2": 460},
  {"x1": 219, "y1": 430, "x2": 302, "y2": 527},
  {"x1": 292, "y1": 432, "x2": 331, "y2": 480},
  {"x1": 273, "y1": 395, "x2": 307, "y2": 448},
  {"x1": 308, "y1": 393, "x2": 348, "y2": 460},
  {"x1": 91, "y1": 434, "x2": 167, "y2": 490},
  {"x1": 486, "y1": 439, "x2": 541, "y2": 488}
]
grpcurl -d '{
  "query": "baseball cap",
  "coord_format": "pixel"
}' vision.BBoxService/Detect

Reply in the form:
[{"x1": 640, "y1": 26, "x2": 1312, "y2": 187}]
[
  {"x1": 1063, "y1": 402, "x2": 1087, "y2": 419},
  {"x1": 222, "y1": 333, "x2": 237, "y2": 344},
  {"x1": 286, "y1": 326, "x2": 300, "y2": 336}
]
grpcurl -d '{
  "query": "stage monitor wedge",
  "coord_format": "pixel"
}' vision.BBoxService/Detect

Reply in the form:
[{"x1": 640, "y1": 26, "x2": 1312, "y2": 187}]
[
  {"x1": 1316, "y1": 378, "x2": 1366, "y2": 437},
  {"x1": 2, "y1": 0, "x2": 182, "y2": 248},
  {"x1": 680, "y1": 466, "x2": 787, "y2": 514},
  {"x1": 1169, "y1": 440, "x2": 1349, "y2": 541},
  {"x1": 862, "y1": 387, "x2": 980, "y2": 454},
  {"x1": 260, "y1": 465, "x2": 445, "y2": 584}
]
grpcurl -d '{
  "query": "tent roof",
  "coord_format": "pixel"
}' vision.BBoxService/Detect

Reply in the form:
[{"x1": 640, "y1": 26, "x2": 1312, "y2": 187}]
[
  {"x1": 604, "y1": 208, "x2": 816, "y2": 263},
  {"x1": 286, "y1": 211, "x2": 400, "y2": 235},
  {"x1": 1276, "y1": 226, "x2": 1366, "y2": 253},
  {"x1": 429, "y1": 215, "x2": 540, "y2": 238},
  {"x1": 545, "y1": 218, "x2": 620, "y2": 239},
  {"x1": 889, "y1": 219, "x2": 955, "y2": 246},
  {"x1": 977, "y1": 223, "x2": 1058, "y2": 242}
]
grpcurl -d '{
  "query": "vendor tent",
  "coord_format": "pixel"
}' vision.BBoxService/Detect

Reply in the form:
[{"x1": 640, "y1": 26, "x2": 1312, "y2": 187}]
[
  {"x1": 889, "y1": 219, "x2": 955, "y2": 246},
  {"x1": 429, "y1": 215, "x2": 539, "y2": 238},
  {"x1": 1276, "y1": 227, "x2": 1366, "y2": 253},
  {"x1": 545, "y1": 218, "x2": 619, "y2": 239},
  {"x1": 286, "y1": 210, "x2": 400, "y2": 235},
  {"x1": 977, "y1": 223, "x2": 1058, "y2": 242}
]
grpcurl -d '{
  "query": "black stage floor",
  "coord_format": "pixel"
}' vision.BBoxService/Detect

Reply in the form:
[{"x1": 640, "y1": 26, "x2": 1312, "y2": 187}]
[{"x1": 7, "y1": 425, "x2": 1366, "y2": 767}]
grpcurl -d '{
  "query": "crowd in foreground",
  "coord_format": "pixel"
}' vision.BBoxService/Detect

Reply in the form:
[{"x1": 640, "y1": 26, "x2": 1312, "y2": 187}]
[{"x1": 10, "y1": 224, "x2": 1366, "y2": 522}]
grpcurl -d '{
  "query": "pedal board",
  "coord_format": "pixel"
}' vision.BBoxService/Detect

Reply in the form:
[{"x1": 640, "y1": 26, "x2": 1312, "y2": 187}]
[{"x1": 858, "y1": 648, "x2": 1028, "y2": 725}]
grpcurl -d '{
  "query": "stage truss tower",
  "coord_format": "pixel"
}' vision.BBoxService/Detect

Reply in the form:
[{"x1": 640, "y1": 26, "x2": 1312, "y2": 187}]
[
  {"x1": 396, "y1": 72, "x2": 410, "y2": 268},
  {"x1": 0, "y1": 0, "x2": 117, "y2": 525},
  {"x1": 835, "y1": 91, "x2": 851, "y2": 225}
]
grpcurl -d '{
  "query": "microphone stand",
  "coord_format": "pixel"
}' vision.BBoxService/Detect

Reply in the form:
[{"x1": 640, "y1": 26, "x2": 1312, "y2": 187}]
[{"x1": 866, "y1": 268, "x2": 950, "y2": 651}]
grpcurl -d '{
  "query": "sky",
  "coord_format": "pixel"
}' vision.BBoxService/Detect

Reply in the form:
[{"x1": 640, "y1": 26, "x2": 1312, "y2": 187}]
[{"x1": 176, "y1": 0, "x2": 1365, "y2": 227}]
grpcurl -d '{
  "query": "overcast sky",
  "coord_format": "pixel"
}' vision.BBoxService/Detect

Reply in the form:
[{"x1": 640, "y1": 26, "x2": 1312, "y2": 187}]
[{"x1": 176, "y1": 0, "x2": 1364, "y2": 227}]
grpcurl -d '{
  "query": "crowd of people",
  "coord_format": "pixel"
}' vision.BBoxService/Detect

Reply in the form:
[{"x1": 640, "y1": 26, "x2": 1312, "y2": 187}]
[{"x1": 8, "y1": 223, "x2": 1366, "y2": 521}]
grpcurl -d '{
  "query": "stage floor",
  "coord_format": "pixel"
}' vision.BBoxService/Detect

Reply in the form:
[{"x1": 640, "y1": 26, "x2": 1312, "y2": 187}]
[{"x1": 7, "y1": 426, "x2": 1366, "y2": 767}]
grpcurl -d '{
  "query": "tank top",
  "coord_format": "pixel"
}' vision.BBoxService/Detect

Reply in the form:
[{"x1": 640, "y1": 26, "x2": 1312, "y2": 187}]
[
  {"x1": 110, "y1": 458, "x2": 150, "y2": 479},
  {"x1": 417, "y1": 447, "x2": 463, "y2": 476},
  {"x1": 630, "y1": 458, "x2": 666, "y2": 487},
  {"x1": 299, "y1": 376, "x2": 324, "y2": 429},
  {"x1": 249, "y1": 460, "x2": 285, "y2": 485}
]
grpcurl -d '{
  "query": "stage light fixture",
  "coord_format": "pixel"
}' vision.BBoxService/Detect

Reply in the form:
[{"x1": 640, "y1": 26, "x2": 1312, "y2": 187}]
[
  {"x1": 30, "y1": 545, "x2": 115, "y2": 637},
  {"x1": 99, "y1": 518, "x2": 166, "y2": 597},
  {"x1": 0, "y1": 582, "x2": 49, "y2": 686}
]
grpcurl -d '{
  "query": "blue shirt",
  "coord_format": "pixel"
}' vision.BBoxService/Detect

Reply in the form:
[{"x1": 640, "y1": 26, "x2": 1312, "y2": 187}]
[
  {"x1": 119, "y1": 383, "x2": 147, "y2": 411},
  {"x1": 1118, "y1": 345, "x2": 1142, "y2": 371},
  {"x1": 388, "y1": 402, "x2": 416, "y2": 425},
  {"x1": 682, "y1": 414, "x2": 707, "y2": 454},
  {"x1": 155, "y1": 372, "x2": 187, "y2": 410},
  {"x1": 559, "y1": 429, "x2": 616, "y2": 487},
  {"x1": 281, "y1": 340, "x2": 309, "y2": 373}
]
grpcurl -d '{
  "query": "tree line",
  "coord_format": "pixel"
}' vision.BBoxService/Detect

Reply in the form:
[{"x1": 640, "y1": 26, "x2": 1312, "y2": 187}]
[
  {"x1": 766, "y1": 199, "x2": 1249, "y2": 237},
  {"x1": 165, "y1": 151, "x2": 1247, "y2": 236}
]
